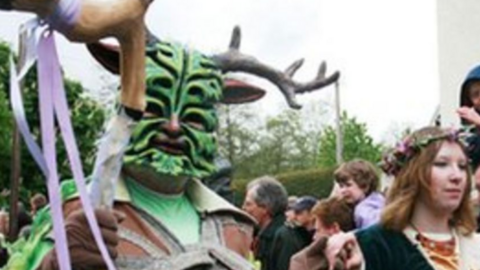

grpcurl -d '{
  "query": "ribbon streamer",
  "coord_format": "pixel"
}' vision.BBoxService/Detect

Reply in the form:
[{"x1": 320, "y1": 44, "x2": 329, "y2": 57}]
[
  {"x1": 37, "y1": 31, "x2": 71, "y2": 270},
  {"x1": 10, "y1": 25, "x2": 116, "y2": 270}
]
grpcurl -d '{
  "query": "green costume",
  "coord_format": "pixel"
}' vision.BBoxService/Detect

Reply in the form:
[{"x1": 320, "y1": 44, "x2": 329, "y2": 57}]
[
  {"x1": 125, "y1": 178, "x2": 200, "y2": 245},
  {"x1": 3, "y1": 39, "x2": 255, "y2": 270}
]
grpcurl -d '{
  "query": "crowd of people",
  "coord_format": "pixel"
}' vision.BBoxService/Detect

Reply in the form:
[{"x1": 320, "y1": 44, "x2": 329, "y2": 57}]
[
  {"x1": 0, "y1": 193, "x2": 47, "y2": 267},
  {"x1": 238, "y1": 64, "x2": 480, "y2": 270},
  {"x1": 241, "y1": 158, "x2": 386, "y2": 270},
  {"x1": 1, "y1": 63, "x2": 480, "y2": 270}
]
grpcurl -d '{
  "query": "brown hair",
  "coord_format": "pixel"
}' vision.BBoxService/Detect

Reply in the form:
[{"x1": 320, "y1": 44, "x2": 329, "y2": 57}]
[
  {"x1": 30, "y1": 193, "x2": 47, "y2": 212},
  {"x1": 381, "y1": 126, "x2": 476, "y2": 235},
  {"x1": 312, "y1": 197, "x2": 354, "y2": 232},
  {"x1": 334, "y1": 159, "x2": 379, "y2": 195}
]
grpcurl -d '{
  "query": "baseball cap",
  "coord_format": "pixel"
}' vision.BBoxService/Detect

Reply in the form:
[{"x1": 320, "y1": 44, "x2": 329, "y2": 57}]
[{"x1": 292, "y1": 196, "x2": 317, "y2": 212}]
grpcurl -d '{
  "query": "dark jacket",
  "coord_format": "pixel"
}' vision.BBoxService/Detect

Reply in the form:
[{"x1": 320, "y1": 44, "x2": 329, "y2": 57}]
[
  {"x1": 355, "y1": 225, "x2": 434, "y2": 270},
  {"x1": 254, "y1": 214, "x2": 285, "y2": 270},
  {"x1": 270, "y1": 222, "x2": 313, "y2": 270}
]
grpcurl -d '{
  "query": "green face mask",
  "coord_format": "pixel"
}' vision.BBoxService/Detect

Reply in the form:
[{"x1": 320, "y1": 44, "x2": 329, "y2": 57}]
[{"x1": 123, "y1": 41, "x2": 223, "y2": 179}]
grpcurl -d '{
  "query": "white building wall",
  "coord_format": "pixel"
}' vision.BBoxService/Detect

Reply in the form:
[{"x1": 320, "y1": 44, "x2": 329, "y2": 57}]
[{"x1": 437, "y1": 1, "x2": 480, "y2": 127}]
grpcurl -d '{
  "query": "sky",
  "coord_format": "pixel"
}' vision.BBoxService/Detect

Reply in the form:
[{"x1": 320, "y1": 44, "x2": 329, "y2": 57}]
[{"x1": 0, "y1": 0, "x2": 439, "y2": 143}]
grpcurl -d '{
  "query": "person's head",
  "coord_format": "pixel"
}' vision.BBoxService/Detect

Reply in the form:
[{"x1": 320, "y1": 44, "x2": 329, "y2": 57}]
[
  {"x1": 460, "y1": 65, "x2": 480, "y2": 111},
  {"x1": 334, "y1": 159, "x2": 379, "y2": 205},
  {"x1": 0, "y1": 211, "x2": 8, "y2": 236},
  {"x1": 312, "y1": 197, "x2": 354, "y2": 239},
  {"x1": 242, "y1": 176, "x2": 288, "y2": 228},
  {"x1": 291, "y1": 196, "x2": 317, "y2": 229},
  {"x1": 30, "y1": 193, "x2": 47, "y2": 215},
  {"x1": 285, "y1": 196, "x2": 298, "y2": 223},
  {"x1": 381, "y1": 126, "x2": 476, "y2": 235},
  {"x1": 122, "y1": 45, "x2": 224, "y2": 182}
]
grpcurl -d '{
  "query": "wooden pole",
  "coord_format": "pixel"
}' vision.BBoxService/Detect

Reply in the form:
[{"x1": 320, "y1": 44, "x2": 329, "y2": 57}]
[
  {"x1": 8, "y1": 37, "x2": 28, "y2": 242},
  {"x1": 334, "y1": 81, "x2": 343, "y2": 165},
  {"x1": 8, "y1": 124, "x2": 21, "y2": 242}
]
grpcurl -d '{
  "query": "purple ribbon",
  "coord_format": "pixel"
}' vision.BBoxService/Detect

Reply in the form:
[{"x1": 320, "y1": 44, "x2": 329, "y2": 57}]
[
  {"x1": 36, "y1": 31, "x2": 71, "y2": 270},
  {"x1": 9, "y1": 57, "x2": 48, "y2": 176},
  {"x1": 10, "y1": 29, "x2": 116, "y2": 270},
  {"x1": 44, "y1": 0, "x2": 81, "y2": 33}
]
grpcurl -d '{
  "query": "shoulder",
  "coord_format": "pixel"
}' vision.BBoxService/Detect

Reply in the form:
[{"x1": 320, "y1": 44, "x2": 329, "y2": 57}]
[
  {"x1": 459, "y1": 232, "x2": 480, "y2": 268},
  {"x1": 355, "y1": 225, "x2": 407, "y2": 253},
  {"x1": 356, "y1": 192, "x2": 385, "y2": 211},
  {"x1": 187, "y1": 178, "x2": 256, "y2": 227},
  {"x1": 289, "y1": 249, "x2": 308, "y2": 270},
  {"x1": 209, "y1": 210, "x2": 255, "y2": 258}
]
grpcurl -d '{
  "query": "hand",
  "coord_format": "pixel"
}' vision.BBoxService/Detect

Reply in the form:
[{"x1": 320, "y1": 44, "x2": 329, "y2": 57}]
[
  {"x1": 325, "y1": 232, "x2": 363, "y2": 270},
  {"x1": 40, "y1": 208, "x2": 124, "y2": 270},
  {"x1": 457, "y1": 107, "x2": 480, "y2": 126}
]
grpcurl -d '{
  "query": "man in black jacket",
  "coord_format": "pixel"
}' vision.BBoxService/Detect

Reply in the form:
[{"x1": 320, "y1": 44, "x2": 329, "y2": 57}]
[
  {"x1": 243, "y1": 176, "x2": 288, "y2": 270},
  {"x1": 270, "y1": 196, "x2": 317, "y2": 270}
]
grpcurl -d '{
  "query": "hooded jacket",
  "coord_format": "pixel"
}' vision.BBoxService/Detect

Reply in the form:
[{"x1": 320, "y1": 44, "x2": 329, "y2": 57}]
[{"x1": 460, "y1": 65, "x2": 480, "y2": 108}]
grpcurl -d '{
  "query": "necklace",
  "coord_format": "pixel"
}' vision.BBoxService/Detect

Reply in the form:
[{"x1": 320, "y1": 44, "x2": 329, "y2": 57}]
[{"x1": 410, "y1": 223, "x2": 456, "y2": 256}]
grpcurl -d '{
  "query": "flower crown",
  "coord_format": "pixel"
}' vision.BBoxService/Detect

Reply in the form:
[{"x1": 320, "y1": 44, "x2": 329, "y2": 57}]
[{"x1": 380, "y1": 128, "x2": 470, "y2": 176}]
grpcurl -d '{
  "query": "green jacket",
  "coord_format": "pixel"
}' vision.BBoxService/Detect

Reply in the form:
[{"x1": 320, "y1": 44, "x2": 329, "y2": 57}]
[{"x1": 356, "y1": 225, "x2": 434, "y2": 270}]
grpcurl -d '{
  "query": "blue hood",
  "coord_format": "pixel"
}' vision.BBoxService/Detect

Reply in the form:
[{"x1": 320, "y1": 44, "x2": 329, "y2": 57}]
[{"x1": 460, "y1": 65, "x2": 480, "y2": 107}]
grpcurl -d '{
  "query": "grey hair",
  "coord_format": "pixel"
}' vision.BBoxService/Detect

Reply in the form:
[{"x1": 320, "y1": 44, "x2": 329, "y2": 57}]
[{"x1": 247, "y1": 176, "x2": 288, "y2": 217}]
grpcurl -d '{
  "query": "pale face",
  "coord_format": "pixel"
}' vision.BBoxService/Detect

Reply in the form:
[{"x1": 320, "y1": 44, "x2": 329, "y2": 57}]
[
  {"x1": 313, "y1": 218, "x2": 339, "y2": 240},
  {"x1": 295, "y1": 210, "x2": 315, "y2": 230},
  {"x1": 285, "y1": 209, "x2": 296, "y2": 222},
  {"x1": 338, "y1": 179, "x2": 366, "y2": 205},
  {"x1": 423, "y1": 141, "x2": 468, "y2": 214},
  {"x1": 242, "y1": 188, "x2": 268, "y2": 226},
  {"x1": 469, "y1": 82, "x2": 480, "y2": 110}
]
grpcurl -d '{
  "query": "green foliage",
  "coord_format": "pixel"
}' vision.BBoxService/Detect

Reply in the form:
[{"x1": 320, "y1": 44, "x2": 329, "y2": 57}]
[
  {"x1": 217, "y1": 104, "x2": 259, "y2": 169},
  {"x1": 0, "y1": 87, "x2": 12, "y2": 200},
  {"x1": 0, "y1": 41, "x2": 106, "y2": 200},
  {"x1": 232, "y1": 167, "x2": 336, "y2": 205},
  {"x1": 318, "y1": 111, "x2": 383, "y2": 167},
  {"x1": 218, "y1": 106, "x2": 322, "y2": 180}
]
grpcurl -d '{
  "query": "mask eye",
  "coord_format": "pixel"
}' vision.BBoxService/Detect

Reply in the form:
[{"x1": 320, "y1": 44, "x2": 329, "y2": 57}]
[
  {"x1": 145, "y1": 102, "x2": 164, "y2": 118},
  {"x1": 183, "y1": 113, "x2": 207, "y2": 131}
]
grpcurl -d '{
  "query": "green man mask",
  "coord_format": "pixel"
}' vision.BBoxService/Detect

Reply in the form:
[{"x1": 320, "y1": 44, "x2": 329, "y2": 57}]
[{"x1": 123, "y1": 41, "x2": 223, "y2": 179}]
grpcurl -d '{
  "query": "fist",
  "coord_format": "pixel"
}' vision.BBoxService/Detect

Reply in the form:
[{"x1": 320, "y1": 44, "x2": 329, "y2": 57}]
[{"x1": 40, "y1": 208, "x2": 124, "y2": 270}]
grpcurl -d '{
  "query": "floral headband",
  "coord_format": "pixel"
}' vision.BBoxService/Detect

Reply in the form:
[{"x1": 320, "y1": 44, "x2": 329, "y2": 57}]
[{"x1": 380, "y1": 127, "x2": 471, "y2": 176}]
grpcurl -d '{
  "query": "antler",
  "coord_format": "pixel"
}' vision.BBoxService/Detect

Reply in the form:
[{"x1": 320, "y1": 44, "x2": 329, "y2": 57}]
[{"x1": 212, "y1": 26, "x2": 340, "y2": 109}]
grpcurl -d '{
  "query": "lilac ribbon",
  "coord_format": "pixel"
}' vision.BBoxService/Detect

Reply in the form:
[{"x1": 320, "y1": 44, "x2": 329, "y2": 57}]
[
  {"x1": 10, "y1": 28, "x2": 116, "y2": 270},
  {"x1": 39, "y1": 30, "x2": 117, "y2": 270},
  {"x1": 36, "y1": 31, "x2": 71, "y2": 270},
  {"x1": 44, "y1": 0, "x2": 81, "y2": 33},
  {"x1": 9, "y1": 57, "x2": 48, "y2": 176}
]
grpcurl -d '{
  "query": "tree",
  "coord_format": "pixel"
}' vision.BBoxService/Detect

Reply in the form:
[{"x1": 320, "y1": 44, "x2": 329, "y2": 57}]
[
  {"x1": 318, "y1": 111, "x2": 383, "y2": 167},
  {"x1": 216, "y1": 103, "x2": 260, "y2": 170},
  {"x1": 0, "y1": 41, "x2": 106, "y2": 201},
  {"x1": 216, "y1": 98, "x2": 329, "y2": 180}
]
